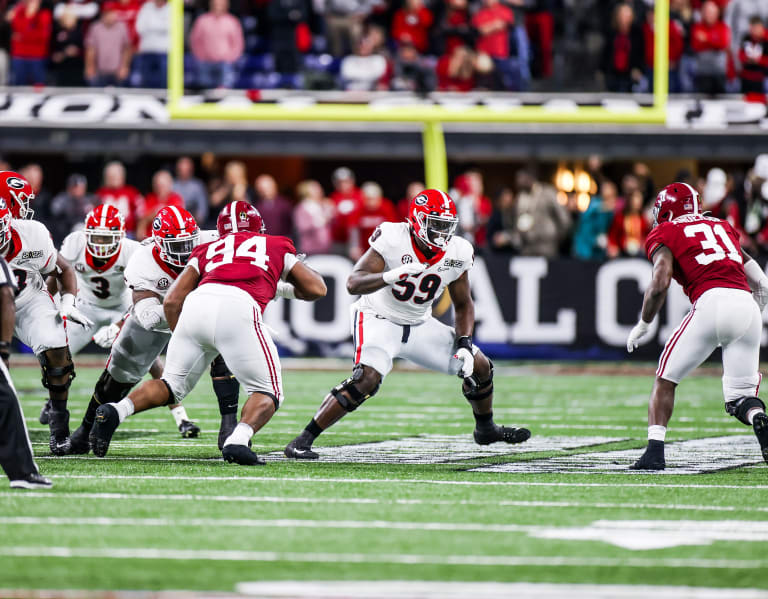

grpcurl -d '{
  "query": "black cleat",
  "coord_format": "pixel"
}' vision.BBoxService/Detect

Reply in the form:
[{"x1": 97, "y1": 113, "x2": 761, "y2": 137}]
[
  {"x1": 68, "y1": 424, "x2": 91, "y2": 455},
  {"x1": 474, "y1": 425, "x2": 531, "y2": 446},
  {"x1": 218, "y1": 413, "x2": 237, "y2": 451},
  {"x1": 48, "y1": 410, "x2": 71, "y2": 456},
  {"x1": 10, "y1": 472, "x2": 52, "y2": 489},
  {"x1": 179, "y1": 419, "x2": 200, "y2": 439},
  {"x1": 39, "y1": 399, "x2": 51, "y2": 425},
  {"x1": 90, "y1": 404, "x2": 120, "y2": 457},
  {"x1": 222, "y1": 444, "x2": 265, "y2": 466},
  {"x1": 753, "y1": 412, "x2": 768, "y2": 464},
  {"x1": 284, "y1": 438, "x2": 319, "y2": 460},
  {"x1": 630, "y1": 442, "x2": 666, "y2": 471}
]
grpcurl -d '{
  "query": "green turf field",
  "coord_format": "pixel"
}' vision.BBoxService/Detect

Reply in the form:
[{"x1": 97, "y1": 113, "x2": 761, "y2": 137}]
[{"x1": 1, "y1": 364, "x2": 767, "y2": 597}]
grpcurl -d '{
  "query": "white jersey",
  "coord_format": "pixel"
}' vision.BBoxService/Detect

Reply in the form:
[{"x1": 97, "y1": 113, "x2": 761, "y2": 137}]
[
  {"x1": 4, "y1": 220, "x2": 57, "y2": 309},
  {"x1": 124, "y1": 231, "x2": 218, "y2": 300},
  {"x1": 59, "y1": 231, "x2": 140, "y2": 309},
  {"x1": 359, "y1": 222, "x2": 474, "y2": 325}
]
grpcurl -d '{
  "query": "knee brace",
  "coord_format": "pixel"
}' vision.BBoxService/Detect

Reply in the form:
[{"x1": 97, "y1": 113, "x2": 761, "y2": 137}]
[
  {"x1": 463, "y1": 358, "x2": 494, "y2": 402},
  {"x1": 39, "y1": 348, "x2": 76, "y2": 393},
  {"x1": 725, "y1": 396, "x2": 766, "y2": 426},
  {"x1": 160, "y1": 378, "x2": 177, "y2": 406},
  {"x1": 211, "y1": 355, "x2": 239, "y2": 416},
  {"x1": 331, "y1": 364, "x2": 380, "y2": 412},
  {"x1": 93, "y1": 370, "x2": 134, "y2": 404}
]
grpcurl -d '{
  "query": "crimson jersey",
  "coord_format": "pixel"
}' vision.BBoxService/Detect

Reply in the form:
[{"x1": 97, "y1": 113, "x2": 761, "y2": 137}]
[
  {"x1": 188, "y1": 232, "x2": 298, "y2": 313},
  {"x1": 645, "y1": 214, "x2": 751, "y2": 303}
]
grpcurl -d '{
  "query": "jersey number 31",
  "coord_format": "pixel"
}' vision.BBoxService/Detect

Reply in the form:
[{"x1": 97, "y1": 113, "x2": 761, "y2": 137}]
[{"x1": 684, "y1": 223, "x2": 742, "y2": 266}]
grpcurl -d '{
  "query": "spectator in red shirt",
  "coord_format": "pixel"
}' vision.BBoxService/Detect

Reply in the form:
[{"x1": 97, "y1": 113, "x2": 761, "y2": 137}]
[
  {"x1": 471, "y1": 0, "x2": 516, "y2": 89},
  {"x1": 607, "y1": 189, "x2": 650, "y2": 258},
  {"x1": 96, "y1": 161, "x2": 144, "y2": 238},
  {"x1": 437, "y1": 44, "x2": 476, "y2": 91},
  {"x1": 435, "y1": 0, "x2": 471, "y2": 55},
  {"x1": 691, "y1": 0, "x2": 731, "y2": 95},
  {"x1": 137, "y1": 170, "x2": 184, "y2": 240},
  {"x1": 329, "y1": 166, "x2": 363, "y2": 246},
  {"x1": 397, "y1": 180, "x2": 424, "y2": 220},
  {"x1": 391, "y1": 0, "x2": 433, "y2": 54},
  {"x1": 453, "y1": 169, "x2": 493, "y2": 246},
  {"x1": 601, "y1": 2, "x2": 644, "y2": 93},
  {"x1": 348, "y1": 181, "x2": 398, "y2": 260},
  {"x1": 643, "y1": 8, "x2": 685, "y2": 93},
  {"x1": 7, "y1": 0, "x2": 52, "y2": 85},
  {"x1": 738, "y1": 16, "x2": 768, "y2": 95}
]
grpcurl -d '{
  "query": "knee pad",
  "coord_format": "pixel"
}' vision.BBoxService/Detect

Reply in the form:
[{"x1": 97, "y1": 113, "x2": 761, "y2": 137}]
[
  {"x1": 93, "y1": 370, "x2": 134, "y2": 404},
  {"x1": 39, "y1": 348, "x2": 76, "y2": 393},
  {"x1": 463, "y1": 358, "x2": 494, "y2": 402},
  {"x1": 725, "y1": 396, "x2": 766, "y2": 426},
  {"x1": 159, "y1": 378, "x2": 178, "y2": 406},
  {"x1": 331, "y1": 364, "x2": 381, "y2": 412},
  {"x1": 210, "y1": 355, "x2": 234, "y2": 379}
]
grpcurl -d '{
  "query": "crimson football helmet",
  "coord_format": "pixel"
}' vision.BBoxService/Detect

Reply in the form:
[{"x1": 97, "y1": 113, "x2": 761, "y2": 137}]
[
  {"x1": 217, "y1": 200, "x2": 265, "y2": 236},
  {"x1": 653, "y1": 182, "x2": 701, "y2": 225},
  {"x1": 85, "y1": 204, "x2": 126, "y2": 259},
  {"x1": 0, "y1": 171, "x2": 35, "y2": 219},
  {"x1": 408, "y1": 189, "x2": 459, "y2": 251},
  {"x1": 0, "y1": 199, "x2": 12, "y2": 251},
  {"x1": 151, "y1": 206, "x2": 200, "y2": 267}
]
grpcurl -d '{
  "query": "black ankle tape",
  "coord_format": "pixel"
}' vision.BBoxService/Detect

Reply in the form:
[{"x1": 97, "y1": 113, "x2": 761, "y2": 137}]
[{"x1": 305, "y1": 419, "x2": 323, "y2": 438}]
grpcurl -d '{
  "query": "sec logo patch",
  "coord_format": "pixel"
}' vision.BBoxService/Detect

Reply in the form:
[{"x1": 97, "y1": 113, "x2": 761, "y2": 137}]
[
  {"x1": 401, "y1": 255, "x2": 413, "y2": 264},
  {"x1": 157, "y1": 278, "x2": 170, "y2": 290}
]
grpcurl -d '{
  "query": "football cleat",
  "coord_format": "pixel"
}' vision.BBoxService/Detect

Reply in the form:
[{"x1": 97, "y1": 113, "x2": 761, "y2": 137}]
[
  {"x1": 284, "y1": 438, "x2": 319, "y2": 460},
  {"x1": 473, "y1": 425, "x2": 531, "y2": 446},
  {"x1": 222, "y1": 444, "x2": 265, "y2": 466},
  {"x1": 48, "y1": 410, "x2": 71, "y2": 456},
  {"x1": 90, "y1": 404, "x2": 120, "y2": 458},
  {"x1": 68, "y1": 424, "x2": 91, "y2": 455},
  {"x1": 630, "y1": 442, "x2": 666, "y2": 471},
  {"x1": 10, "y1": 472, "x2": 52, "y2": 489},
  {"x1": 753, "y1": 412, "x2": 768, "y2": 464},
  {"x1": 218, "y1": 413, "x2": 237, "y2": 451},
  {"x1": 39, "y1": 399, "x2": 51, "y2": 425},
  {"x1": 178, "y1": 420, "x2": 200, "y2": 439}
]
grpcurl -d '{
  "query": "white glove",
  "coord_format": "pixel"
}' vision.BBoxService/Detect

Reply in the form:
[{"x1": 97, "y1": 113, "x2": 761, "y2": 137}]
[
  {"x1": 60, "y1": 293, "x2": 94, "y2": 328},
  {"x1": 276, "y1": 280, "x2": 296, "y2": 300},
  {"x1": 92, "y1": 323, "x2": 121, "y2": 348},
  {"x1": 626, "y1": 320, "x2": 651, "y2": 353},
  {"x1": 134, "y1": 297, "x2": 167, "y2": 332},
  {"x1": 454, "y1": 347, "x2": 474, "y2": 378},
  {"x1": 744, "y1": 259, "x2": 768, "y2": 312},
  {"x1": 382, "y1": 262, "x2": 427, "y2": 285}
]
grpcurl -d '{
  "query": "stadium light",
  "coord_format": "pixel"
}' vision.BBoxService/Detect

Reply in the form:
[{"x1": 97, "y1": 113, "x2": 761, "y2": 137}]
[{"x1": 167, "y1": 0, "x2": 669, "y2": 190}]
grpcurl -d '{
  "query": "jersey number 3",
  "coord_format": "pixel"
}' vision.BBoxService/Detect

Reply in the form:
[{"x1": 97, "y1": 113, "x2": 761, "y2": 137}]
[
  {"x1": 205, "y1": 235, "x2": 270, "y2": 273},
  {"x1": 684, "y1": 223, "x2": 742, "y2": 266}
]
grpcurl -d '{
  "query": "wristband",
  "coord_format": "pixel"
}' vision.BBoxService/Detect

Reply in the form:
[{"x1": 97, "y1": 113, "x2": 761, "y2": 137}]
[{"x1": 455, "y1": 336, "x2": 473, "y2": 351}]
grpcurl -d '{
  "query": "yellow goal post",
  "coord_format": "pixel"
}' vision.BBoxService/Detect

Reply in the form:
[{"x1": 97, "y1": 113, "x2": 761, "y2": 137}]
[{"x1": 167, "y1": 0, "x2": 669, "y2": 190}]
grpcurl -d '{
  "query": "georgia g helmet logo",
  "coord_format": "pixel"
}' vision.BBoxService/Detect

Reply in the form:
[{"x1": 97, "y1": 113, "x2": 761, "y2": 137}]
[
  {"x1": 6, "y1": 177, "x2": 24, "y2": 190},
  {"x1": 414, "y1": 194, "x2": 428, "y2": 206},
  {"x1": 152, "y1": 215, "x2": 162, "y2": 231}
]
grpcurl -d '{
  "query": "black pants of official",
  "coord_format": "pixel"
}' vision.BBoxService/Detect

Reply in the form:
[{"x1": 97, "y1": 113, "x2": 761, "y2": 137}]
[{"x1": 0, "y1": 365, "x2": 37, "y2": 480}]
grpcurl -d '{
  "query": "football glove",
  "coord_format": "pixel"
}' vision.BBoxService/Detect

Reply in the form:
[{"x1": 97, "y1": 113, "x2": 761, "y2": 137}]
[
  {"x1": 453, "y1": 336, "x2": 474, "y2": 379},
  {"x1": 382, "y1": 262, "x2": 426, "y2": 285},
  {"x1": 276, "y1": 280, "x2": 297, "y2": 300},
  {"x1": 626, "y1": 320, "x2": 651, "y2": 353},
  {"x1": 92, "y1": 323, "x2": 121, "y2": 348},
  {"x1": 60, "y1": 293, "x2": 94, "y2": 328}
]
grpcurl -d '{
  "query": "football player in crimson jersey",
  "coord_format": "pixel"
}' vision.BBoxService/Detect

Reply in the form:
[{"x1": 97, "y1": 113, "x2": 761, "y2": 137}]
[
  {"x1": 627, "y1": 182, "x2": 768, "y2": 470},
  {"x1": 71, "y1": 206, "x2": 243, "y2": 454},
  {"x1": 285, "y1": 189, "x2": 530, "y2": 460},
  {"x1": 90, "y1": 201, "x2": 327, "y2": 464},
  {"x1": 0, "y1": 173, "x2": 94, "y2": 455}
]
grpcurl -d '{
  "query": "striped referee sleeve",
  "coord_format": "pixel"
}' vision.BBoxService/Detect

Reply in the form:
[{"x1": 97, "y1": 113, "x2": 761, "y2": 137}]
[{"x1": 0, "y1": 256, "x2": 17, "y2": 291}]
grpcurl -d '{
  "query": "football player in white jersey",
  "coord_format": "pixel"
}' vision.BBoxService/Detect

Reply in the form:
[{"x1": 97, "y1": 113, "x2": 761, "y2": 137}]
[
  {"x1": 285, "y1": 189, "x2": 531, "y2": 459},
  {"x1": 70, "y1": 206, "x2": 241, "y2": 454},
  {"x1": 0, "y1": 172, "x2": 93, "y2": 455}
]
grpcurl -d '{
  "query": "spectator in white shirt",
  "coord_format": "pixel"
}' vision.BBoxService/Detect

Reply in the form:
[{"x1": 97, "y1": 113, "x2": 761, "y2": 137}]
[{"x1": 134, "y1": 0, "x2": 169, "y2": 88}]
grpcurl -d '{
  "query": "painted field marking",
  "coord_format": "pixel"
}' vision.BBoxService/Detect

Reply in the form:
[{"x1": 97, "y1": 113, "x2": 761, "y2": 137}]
[
  {"x1": 472, "y1": 435, "x2": 765, "y2": 475},
  {"x1": 234, "y1": 581, "x2": 768, "y2": 599},
  {"x1": 2, "y1": 546, "x2": 766, "y2": 569},
  {"x1": 49, "y1": 474, "x2": 768, "y2": 490},
  {"x1": 2, "y1": 492, "x2": 766, "y2": 513},
  {"x1": 266, "y1": 435, "x2": 623, "y2": 464}
]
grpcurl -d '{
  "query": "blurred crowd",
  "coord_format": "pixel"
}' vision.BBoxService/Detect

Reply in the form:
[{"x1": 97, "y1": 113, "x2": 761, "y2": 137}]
[
  {"x1": 0, "y1": 0, "x2": 766, "y2": 94},
  {"x1": 11, "y1": 153, "x2": 768, "y2": 261}
]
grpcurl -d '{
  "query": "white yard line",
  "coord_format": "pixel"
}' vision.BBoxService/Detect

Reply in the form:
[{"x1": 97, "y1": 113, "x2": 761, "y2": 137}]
[
  {"x1": 0, "y1": 492, "x2": 763, "y2": 513},
  {"x1": 0, "y1": 546, "x2": 765, "y2": 569},
  {"x1": 50, "y1": 474, "x2": 768, "y2": 489}
]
